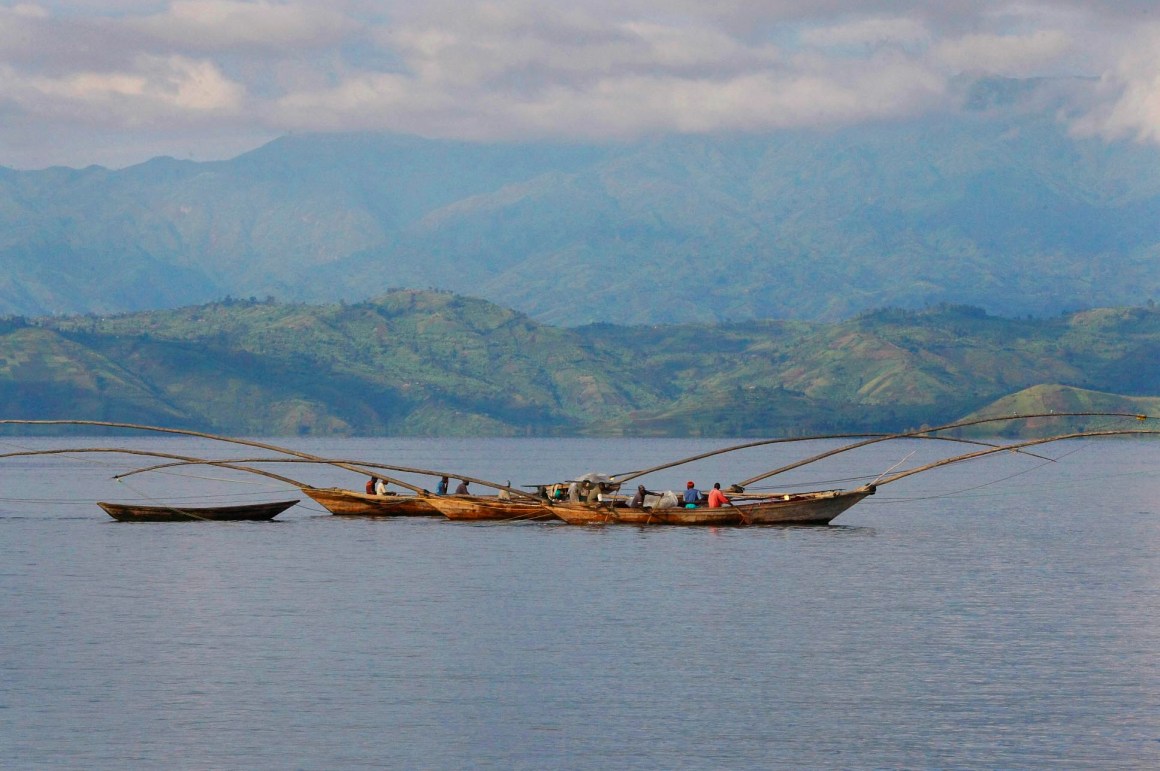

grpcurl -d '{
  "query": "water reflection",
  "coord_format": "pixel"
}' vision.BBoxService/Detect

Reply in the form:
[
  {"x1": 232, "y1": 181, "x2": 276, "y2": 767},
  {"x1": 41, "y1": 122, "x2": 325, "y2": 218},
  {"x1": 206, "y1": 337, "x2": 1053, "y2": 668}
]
[{"x1": 1, "y1": 437, "x2": 1158, "y2": 768}]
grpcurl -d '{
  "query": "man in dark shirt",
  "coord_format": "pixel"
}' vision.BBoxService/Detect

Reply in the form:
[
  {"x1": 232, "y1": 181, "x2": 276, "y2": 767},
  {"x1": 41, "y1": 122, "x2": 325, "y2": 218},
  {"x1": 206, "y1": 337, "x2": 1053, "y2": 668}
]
[{"x1": 629, "y1": 484, "x2": 659, "y2": 508}]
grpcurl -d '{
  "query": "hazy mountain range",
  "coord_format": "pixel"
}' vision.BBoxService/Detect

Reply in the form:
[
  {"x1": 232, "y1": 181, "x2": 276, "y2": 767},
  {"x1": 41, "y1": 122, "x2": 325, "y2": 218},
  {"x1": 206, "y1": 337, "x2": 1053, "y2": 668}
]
[{"x1": 3, "y1": 77, "x2": 1160, "y2": 326}]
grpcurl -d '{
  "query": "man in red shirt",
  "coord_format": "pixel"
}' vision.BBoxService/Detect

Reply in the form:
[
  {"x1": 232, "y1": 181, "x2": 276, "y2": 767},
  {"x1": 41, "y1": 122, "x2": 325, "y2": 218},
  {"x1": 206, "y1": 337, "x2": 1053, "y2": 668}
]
[{"x1": 707, "y1": 482, "x2": 730, "y2": 508}]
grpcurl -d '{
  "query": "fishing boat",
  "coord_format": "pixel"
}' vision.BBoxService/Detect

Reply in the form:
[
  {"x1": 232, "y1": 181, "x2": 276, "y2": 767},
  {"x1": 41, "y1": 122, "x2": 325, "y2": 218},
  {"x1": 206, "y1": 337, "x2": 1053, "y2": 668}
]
[
  {"x1": 301, "y1": 487, "x2": 439, "y2": 517},
  {"x1": 727, "y1": 486, "x2": 876, "y2": 525},
  {"x1": 97, "y1": 499, "x2": 299, "y2": 522},
  {"x1": 424, "y1": 494, "x2": 555, "y2": 522},
  {"x1": 547, "y1": 489, "x2": 872, "y2": 527}
]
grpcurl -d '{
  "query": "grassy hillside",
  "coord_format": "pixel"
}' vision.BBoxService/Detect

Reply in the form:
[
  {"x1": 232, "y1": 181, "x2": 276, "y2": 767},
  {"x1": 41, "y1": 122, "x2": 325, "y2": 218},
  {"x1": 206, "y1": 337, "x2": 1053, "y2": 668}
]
[
  {"x1": 957, "y1": 384, "x2": 1160, "y2": 437},
  {"x1": 4, "y1": 292, "x2": 1160, "y2": 436}
]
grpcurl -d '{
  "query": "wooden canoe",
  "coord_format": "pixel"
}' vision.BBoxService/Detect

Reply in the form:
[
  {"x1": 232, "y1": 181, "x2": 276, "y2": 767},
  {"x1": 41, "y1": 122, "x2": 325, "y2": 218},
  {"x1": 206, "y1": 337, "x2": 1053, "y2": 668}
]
[
  {"x1": 550, "y1": 485, "x2": 875, "y2": 526},
  {"x1": 301, "y1": 487, "x2": 440, "y2": 516},
  {"x1": 97, "y1": 499, "x2": 299, "y2": 522},
  {"x1": 424, "y1": 494, "x2": 555, "y2": 521}
]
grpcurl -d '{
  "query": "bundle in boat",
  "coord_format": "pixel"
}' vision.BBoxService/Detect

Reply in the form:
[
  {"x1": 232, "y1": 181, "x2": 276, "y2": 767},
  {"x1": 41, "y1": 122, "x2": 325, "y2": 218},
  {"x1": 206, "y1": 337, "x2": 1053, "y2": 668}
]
[{"x1": 97, "y1": 499, "x2": 299, "y2": 522}]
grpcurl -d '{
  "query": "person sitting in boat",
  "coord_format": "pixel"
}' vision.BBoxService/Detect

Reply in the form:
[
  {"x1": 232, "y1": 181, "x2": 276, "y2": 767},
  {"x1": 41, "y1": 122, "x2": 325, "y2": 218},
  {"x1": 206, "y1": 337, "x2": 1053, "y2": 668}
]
[
  {"x1": 436, "y1": 476, "x2": 449, "y2": 495},
  {"x1": 707, "y1": 482, "x2": 730, "y2": 508},
  {"x1": 454, "y1": 479, "x2": 470, "y2": 495},
  {"x1": 684, "y1": 480, "x2": 701, "y2": 506},
  {"x1": 374, "y1": 477, "x2": 389, "y2": 495},
  {"x1": 498, "y1": 481, "x2": 512, "y2": 500},
  {"x1": 629, "y1": 484, "x2": 660, "y2": 508},
  {"x1": 366, "y1": 477, "x2": 378, "y2": 495}
]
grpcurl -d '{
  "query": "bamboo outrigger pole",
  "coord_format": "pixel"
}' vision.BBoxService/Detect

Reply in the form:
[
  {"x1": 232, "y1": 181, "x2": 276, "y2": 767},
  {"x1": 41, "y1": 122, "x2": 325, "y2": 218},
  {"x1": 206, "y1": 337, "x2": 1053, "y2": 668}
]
[
  {"x1": 0, "y1": 447, "x2": 312, "y2": 487},
  {"x1": 0, "y1": 419, "x2": 534, "y2": 500},
  {"x1": 114, "y1": 457, "x2": 540, "y2": 501},
  {"x1": 729, "y1": 411, "x2": 1152, "y2": 491},
  {"x1": 612, "y1": 432, "x2": 1061, "y2": 485},
  {"x1": 871, "y1": 428, "x2": 1160, "y2": 488},
  {"x1": 0, "y1": 419, "x2": 437, "y2": 493}
]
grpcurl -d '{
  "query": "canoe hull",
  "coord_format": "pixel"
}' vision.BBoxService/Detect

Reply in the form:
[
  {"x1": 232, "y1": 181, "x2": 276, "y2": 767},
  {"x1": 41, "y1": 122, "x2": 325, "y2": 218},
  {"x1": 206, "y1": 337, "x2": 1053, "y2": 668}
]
[
  {"x1": 98, "y1": 499, "x2": 299, "y2": 522},
  {"x1": 551, "y1": 486, "x2": 875, "y2": 526},
  {"x1": 302, "y1": 487, "x2": 439, "y2": 516},
  {"x1": 425, "y1": 495, "x2": 554, "y2": 521},
  {"x1": 733, "y1": 487, "x2": 875, "y2": 525}
]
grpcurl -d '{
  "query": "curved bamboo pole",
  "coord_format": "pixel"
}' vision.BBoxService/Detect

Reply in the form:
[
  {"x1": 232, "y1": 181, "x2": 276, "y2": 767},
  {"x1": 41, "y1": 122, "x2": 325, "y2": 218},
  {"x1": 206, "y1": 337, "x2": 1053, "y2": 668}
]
[
  {"x1": 873, "y1": 428, "x2": 1160, "y2": 487},
  {"x1": 729, "y1": 411, "x2": 1152, "y2": 491},
  {"x1": 612, "y1": 431, "x2": 1057, "y2": 484},
  {"x1": 0, "y1": 447, "x2": 310, "y2": 487},
  {"x1": 114, "y1": 457, "x2": 540, "y2": 500},
  {"x1": 0, "y1": 419, "x2": 431, "y2": 494}
]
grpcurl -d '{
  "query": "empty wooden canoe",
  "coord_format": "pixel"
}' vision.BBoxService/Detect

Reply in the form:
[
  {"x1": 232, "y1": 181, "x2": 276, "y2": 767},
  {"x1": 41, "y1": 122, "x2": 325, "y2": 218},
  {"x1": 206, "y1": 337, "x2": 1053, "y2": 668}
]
[{"x1": 98, "y1": 499, "x2": 299, "y2": 522}]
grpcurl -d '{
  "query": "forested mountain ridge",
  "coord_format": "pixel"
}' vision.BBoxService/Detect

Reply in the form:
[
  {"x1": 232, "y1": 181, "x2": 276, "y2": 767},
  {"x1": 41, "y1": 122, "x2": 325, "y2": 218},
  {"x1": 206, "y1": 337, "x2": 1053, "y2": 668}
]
[
  {"x1": 3, "y1": 291, "x2": 1160, "y2": 437},
  {"x1": 3, "y1": 78, "x2": 1160, "y2": 326}
]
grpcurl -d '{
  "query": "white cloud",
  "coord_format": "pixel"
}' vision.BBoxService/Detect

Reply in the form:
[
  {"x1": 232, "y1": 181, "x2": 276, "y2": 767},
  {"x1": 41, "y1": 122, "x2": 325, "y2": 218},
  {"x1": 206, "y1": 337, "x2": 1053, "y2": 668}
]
[
  {"x1": 6, "y1": 55, "x2": 244, "y2": 124},
  {"x1": 129, "y1": 0, "x2": 354, "y2": 50},
  {"x1": 274, "y1": 72, "x2": 418, "y2": 130},
  {"x1": 935, "y1": 30, "x2": 1073, "y2": 76},
  {"x1": 4, "y1": 1, "x2": 1160, "y2": 167},
  {"x1": 1071, "y1": 24, "x2": 1160, "y2": 143},
  {"x1": 800, "y1": 17, "x2": 931, "y2": 49},
  {"x1": 9, "y1": 4, "x2": 48, "y2": 18}
]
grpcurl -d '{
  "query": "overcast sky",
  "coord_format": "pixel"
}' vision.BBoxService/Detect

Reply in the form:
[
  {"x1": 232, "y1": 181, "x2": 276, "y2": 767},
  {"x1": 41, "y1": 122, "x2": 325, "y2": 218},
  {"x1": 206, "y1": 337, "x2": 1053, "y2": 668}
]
[{"x1": 2, "y1": 1, "x2": 1160, "y2": 169}]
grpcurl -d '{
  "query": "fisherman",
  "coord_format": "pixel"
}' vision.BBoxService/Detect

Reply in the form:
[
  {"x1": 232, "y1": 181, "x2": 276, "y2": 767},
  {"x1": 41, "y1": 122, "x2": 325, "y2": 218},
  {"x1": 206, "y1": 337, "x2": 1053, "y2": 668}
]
[
  {"x1": 707, "y1": 482, "x2": 730, "y2": 508},
  {"x1": 454, "y1": 479, "x2": 470, "y2": 495},
  {"x1": 498, "y1": 481, "x2": 512, "y2": 500},
  {"x1": 436, "y1": 476, "x2": 449, "y2": 495},
  {"x1": 684, "y1": 480, "x2": 700, "y2": 506},
  {"x1": 629, "y1": 484, "x2": 659, "y2": 508},
  {"x1": 365, "y1": 477, "x2": 378, "y2": 495},
  {"x1": 374, "y1": 477, "x2": 389, "y2": 496}
]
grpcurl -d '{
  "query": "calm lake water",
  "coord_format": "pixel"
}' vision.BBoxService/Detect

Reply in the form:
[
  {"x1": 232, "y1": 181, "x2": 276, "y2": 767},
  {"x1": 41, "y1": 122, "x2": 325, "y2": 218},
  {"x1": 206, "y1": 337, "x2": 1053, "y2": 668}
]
[{"x1": 2, "y1": 434, "x2": 1159, "y2": 769}]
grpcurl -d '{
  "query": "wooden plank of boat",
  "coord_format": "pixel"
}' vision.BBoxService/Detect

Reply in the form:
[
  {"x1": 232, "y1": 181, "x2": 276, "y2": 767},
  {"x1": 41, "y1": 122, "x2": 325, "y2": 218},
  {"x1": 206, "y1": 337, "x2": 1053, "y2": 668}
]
[
  {"x1": 425, "y1": 495, "x2": 555, "y2": 521},
  {"x1": 97, "y1": 499, "x2": 299, "y2": 522},
  {"x1": 550, "y1": 501, "x2": 741, "y2": 526},
  {"x1": 641, "y1": 506, "x2": 744, "y2": 526},
  {"x1": 301, "y1": 487, "x2": 439, "y2": 516},
  {"x1": 547, "y1": 502, "x2": 616, "y2": 525},
  {"x1": 545, "y1": 501, "x2": 664, "y2": 525}
]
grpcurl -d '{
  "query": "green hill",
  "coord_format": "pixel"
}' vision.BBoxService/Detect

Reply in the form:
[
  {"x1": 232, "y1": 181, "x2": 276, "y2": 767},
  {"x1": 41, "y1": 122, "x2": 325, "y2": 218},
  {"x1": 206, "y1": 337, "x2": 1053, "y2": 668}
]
[
  {"x1": 957, "y1": 384, "x2": 1160, "y2": 437},
  {"x1": 3, "y1": 293, "x2": 1160, "y2": 436}
]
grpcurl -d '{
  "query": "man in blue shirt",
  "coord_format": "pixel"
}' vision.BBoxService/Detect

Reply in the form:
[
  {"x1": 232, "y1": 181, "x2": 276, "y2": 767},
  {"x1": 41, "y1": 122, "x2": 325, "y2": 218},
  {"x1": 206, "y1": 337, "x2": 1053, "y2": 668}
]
[{"x1": 684, "y1": 481, "x2": 700, "y2": 506}]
